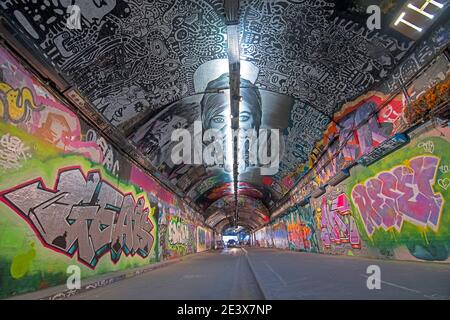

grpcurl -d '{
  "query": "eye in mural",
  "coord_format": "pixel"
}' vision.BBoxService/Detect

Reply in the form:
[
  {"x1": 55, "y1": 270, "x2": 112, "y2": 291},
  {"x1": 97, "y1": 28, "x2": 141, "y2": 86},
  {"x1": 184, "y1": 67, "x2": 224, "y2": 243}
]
[
  {"x1": 130, "y1": 58, "x2": 308, "y2": 211},
  {"x1": 0, "y1": 0, "x2": 419, "y2": 227}
]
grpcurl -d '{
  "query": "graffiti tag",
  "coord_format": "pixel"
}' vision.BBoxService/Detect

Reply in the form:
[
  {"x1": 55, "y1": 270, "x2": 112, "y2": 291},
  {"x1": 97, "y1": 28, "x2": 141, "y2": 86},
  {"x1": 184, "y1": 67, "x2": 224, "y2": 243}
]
[
  {"x1": 439, "y1": 165, "x2": 450, "y2": 174},
  {"x1": 418, "y1": 141, "x2": 435, "y2": 154},
  {"x1": 438, "y1": 178, "x2": 450, "y2": 191},
  {"x1": 168, "y1": 216, "x2": 190, "y2": 253},
  {"x1": 0, "y1": 133, "x2": 31, "y2": 170},
  {"x1": 0, "y1": 167, "x2": 155, "y2": 268},
  {"x1": 352, "y1": 156, "x2": 444, "y2": 236},
  {"x1": 319, "y1": 194, "x2": 361, "y2": 249}
]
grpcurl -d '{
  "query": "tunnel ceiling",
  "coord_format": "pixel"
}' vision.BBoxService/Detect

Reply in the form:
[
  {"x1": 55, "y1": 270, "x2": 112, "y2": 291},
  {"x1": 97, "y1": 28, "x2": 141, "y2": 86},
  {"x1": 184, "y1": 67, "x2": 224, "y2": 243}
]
[{"x1": 0, "y1": 0, "x2": 423, "y2": 230}]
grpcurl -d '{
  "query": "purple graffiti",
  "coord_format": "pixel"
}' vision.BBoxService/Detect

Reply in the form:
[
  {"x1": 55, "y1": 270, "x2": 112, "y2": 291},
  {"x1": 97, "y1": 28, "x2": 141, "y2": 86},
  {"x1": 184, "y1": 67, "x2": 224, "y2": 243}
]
[
  {"x1": 0, "y1": 167, "x2": 154, "y2": 268},
  {"x1": 320, "y1": 194, "x2": 361, "y2": 249},
  {"x1": 352, "y1": 156, "x2": 444, "y2": 236}
]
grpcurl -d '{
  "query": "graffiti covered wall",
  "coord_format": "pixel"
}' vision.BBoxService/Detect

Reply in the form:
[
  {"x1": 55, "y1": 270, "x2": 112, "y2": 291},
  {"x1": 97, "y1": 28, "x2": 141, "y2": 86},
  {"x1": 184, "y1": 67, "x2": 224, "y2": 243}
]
[
  {"x1": 196, "y1": 226, "x2": 213, "y2": 252},
  {"x1": 282, "y1": 204, "x2": 320, "y2": 253},
  {"x1": 308, "y1": 125, "x2": 450, "y2": 262},
  {"x1": 255, "y1": 125, "x2": 450, "y2": 264},
  {"x1": 346, "y1": 126, "x2": 450, "y2": 262},
  {"x1": 271, "y1": 221, "x2": 289, "y2": 250},
  {"x1": 254, "y1": 226, "x2": 273, "y2": 248},
  {"x1": 311, "y1": 186, "x2": 371, "y2": 257},
  {"x1": 0, "y1": 45, "x2": 209, "y2": 298},
  {"x1": 258, "y1": 47, "x2": 450, "y2": 263},
  {"x1": 253, "y1": 203, "x2": 321, "y2": 253}
]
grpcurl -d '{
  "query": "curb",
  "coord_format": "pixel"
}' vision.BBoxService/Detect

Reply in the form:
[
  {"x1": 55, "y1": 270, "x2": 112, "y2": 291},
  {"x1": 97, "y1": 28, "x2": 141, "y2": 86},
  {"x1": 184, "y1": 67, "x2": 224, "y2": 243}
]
[
  {"x1": 7, "y1": 258, "x2": 184, "y2": 300},
  {"x1": 241, "y1": 247, "x2": 271, "y2": 300}
]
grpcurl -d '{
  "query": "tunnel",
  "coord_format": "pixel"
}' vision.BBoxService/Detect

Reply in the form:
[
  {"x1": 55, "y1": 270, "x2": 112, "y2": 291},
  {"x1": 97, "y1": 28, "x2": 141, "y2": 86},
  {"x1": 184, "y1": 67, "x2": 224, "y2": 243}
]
[{"x1": 0, "y1": 0, "x2": 449, "y2": 303}]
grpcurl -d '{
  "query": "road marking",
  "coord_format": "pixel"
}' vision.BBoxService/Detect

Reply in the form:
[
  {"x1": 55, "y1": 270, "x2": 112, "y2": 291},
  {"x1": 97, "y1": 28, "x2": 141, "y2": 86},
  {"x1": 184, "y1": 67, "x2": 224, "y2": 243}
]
[
  {"x1": 264, "y1": 261, "x2": 287, "y2": 287},
  {"x1": 360, "y1": 274, "x2": 422, "y2": 294},
  {"x1": 181, "y1": 274, "x2": 204, "y2": 279}
]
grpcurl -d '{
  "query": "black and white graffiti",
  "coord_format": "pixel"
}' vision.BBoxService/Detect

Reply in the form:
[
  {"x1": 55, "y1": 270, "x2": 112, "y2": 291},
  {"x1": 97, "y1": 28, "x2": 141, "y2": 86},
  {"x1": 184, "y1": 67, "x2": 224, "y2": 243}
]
[
  {"x1": 0, "y1": 0, "x2": 227, "y2": 125},
  {"x1": 240, "y1": 0, "x2": 412, "y2": 114}
]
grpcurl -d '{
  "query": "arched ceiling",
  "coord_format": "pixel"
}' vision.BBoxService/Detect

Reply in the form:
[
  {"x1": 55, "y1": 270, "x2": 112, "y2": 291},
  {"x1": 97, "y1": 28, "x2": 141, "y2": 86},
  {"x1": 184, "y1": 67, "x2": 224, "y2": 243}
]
[{"x1": 0, "y1": 0, "x2": 429, "y2": 231}]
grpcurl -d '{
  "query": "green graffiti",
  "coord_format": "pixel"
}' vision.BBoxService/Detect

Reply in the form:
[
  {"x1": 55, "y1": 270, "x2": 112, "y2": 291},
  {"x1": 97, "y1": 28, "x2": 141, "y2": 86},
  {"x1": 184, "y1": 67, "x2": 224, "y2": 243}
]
[
  {"x1": 347, "y1": 132, "x2": 450, "y2": 261},
  {"x1": 168, "y1": 216, "x2": 192, "y2": 254},
  {"x1": 0, "y1": 123, "x2": 160, "y2": 298}
]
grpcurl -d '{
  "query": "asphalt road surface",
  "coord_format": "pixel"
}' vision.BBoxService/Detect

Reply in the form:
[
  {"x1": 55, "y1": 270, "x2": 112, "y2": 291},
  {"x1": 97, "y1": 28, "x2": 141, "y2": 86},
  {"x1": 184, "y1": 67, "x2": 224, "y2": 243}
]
[
  {"x1": 70, "y1": 247, "x2": 264, "y2": 300},
  {"x1": 69, "y1": 247, "x2": 450, "y2": 300}
]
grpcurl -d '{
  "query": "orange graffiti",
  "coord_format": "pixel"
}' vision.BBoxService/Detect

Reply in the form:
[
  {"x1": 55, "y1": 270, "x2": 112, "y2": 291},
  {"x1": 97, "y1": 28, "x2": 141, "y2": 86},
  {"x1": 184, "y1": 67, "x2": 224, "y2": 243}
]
[{"x1": 35, "y1": 113, "x2": 72, "y2": 146}]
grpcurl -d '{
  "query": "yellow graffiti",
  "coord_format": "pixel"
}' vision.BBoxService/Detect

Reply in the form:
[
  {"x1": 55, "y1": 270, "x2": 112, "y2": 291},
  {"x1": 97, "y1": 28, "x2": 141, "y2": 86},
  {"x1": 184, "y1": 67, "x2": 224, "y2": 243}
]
[
  {"x1": 0, "y1": 81, "x2": 42, "y2": 123},
  {"x1": 10, "y1": 242, "x2": 36, "y2": 279}
]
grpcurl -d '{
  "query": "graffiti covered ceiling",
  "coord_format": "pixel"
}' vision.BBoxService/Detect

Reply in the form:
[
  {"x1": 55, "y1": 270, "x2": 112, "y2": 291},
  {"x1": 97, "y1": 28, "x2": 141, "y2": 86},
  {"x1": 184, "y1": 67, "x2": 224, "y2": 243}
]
[{"x1": 0, "y1": 0, "x2": 430, "y2": 230}]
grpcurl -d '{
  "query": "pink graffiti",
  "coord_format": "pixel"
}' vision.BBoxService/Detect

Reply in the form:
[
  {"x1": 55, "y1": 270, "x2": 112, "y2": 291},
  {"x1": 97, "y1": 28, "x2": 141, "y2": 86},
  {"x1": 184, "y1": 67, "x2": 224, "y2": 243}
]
[
  {"x1": 320, "y1": 193, "x2": 361, "y2": 249},
  {"x1": 130, "y1": 165, "x2": 176, "y2": 205},
  {"x1": 352, "y1": 156, "x2": 444, "y2": 236},
  {"x1": 0, "y1": 47, "x2": 104, "y2": 165}
]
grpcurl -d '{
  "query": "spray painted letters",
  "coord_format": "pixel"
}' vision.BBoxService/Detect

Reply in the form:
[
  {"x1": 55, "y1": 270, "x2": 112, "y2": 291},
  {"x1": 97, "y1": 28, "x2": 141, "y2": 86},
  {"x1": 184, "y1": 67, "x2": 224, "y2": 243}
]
[
  {"x1": 0, "y1": 167, "x2": 155, "y2": 268},
  {"x1": 352, "y1": 156, "x2": 444, "y2": 236}
]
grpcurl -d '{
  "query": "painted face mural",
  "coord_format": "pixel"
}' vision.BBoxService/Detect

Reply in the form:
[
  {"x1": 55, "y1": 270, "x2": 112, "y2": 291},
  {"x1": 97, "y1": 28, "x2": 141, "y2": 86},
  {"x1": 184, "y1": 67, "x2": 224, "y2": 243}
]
[
  {"x1": 201, "y1": 74, "x2": 261, "y2": 132},
  {"x1": 129, "y1": 60, "x2": 294, "y2": 211}
]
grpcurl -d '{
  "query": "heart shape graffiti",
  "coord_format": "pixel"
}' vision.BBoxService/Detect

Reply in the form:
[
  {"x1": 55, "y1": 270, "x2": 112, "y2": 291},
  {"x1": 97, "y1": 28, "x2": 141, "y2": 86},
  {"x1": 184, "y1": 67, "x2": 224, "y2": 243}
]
[{"x1": 438, "y1": 178, "x2": 450, "y2": 191}]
